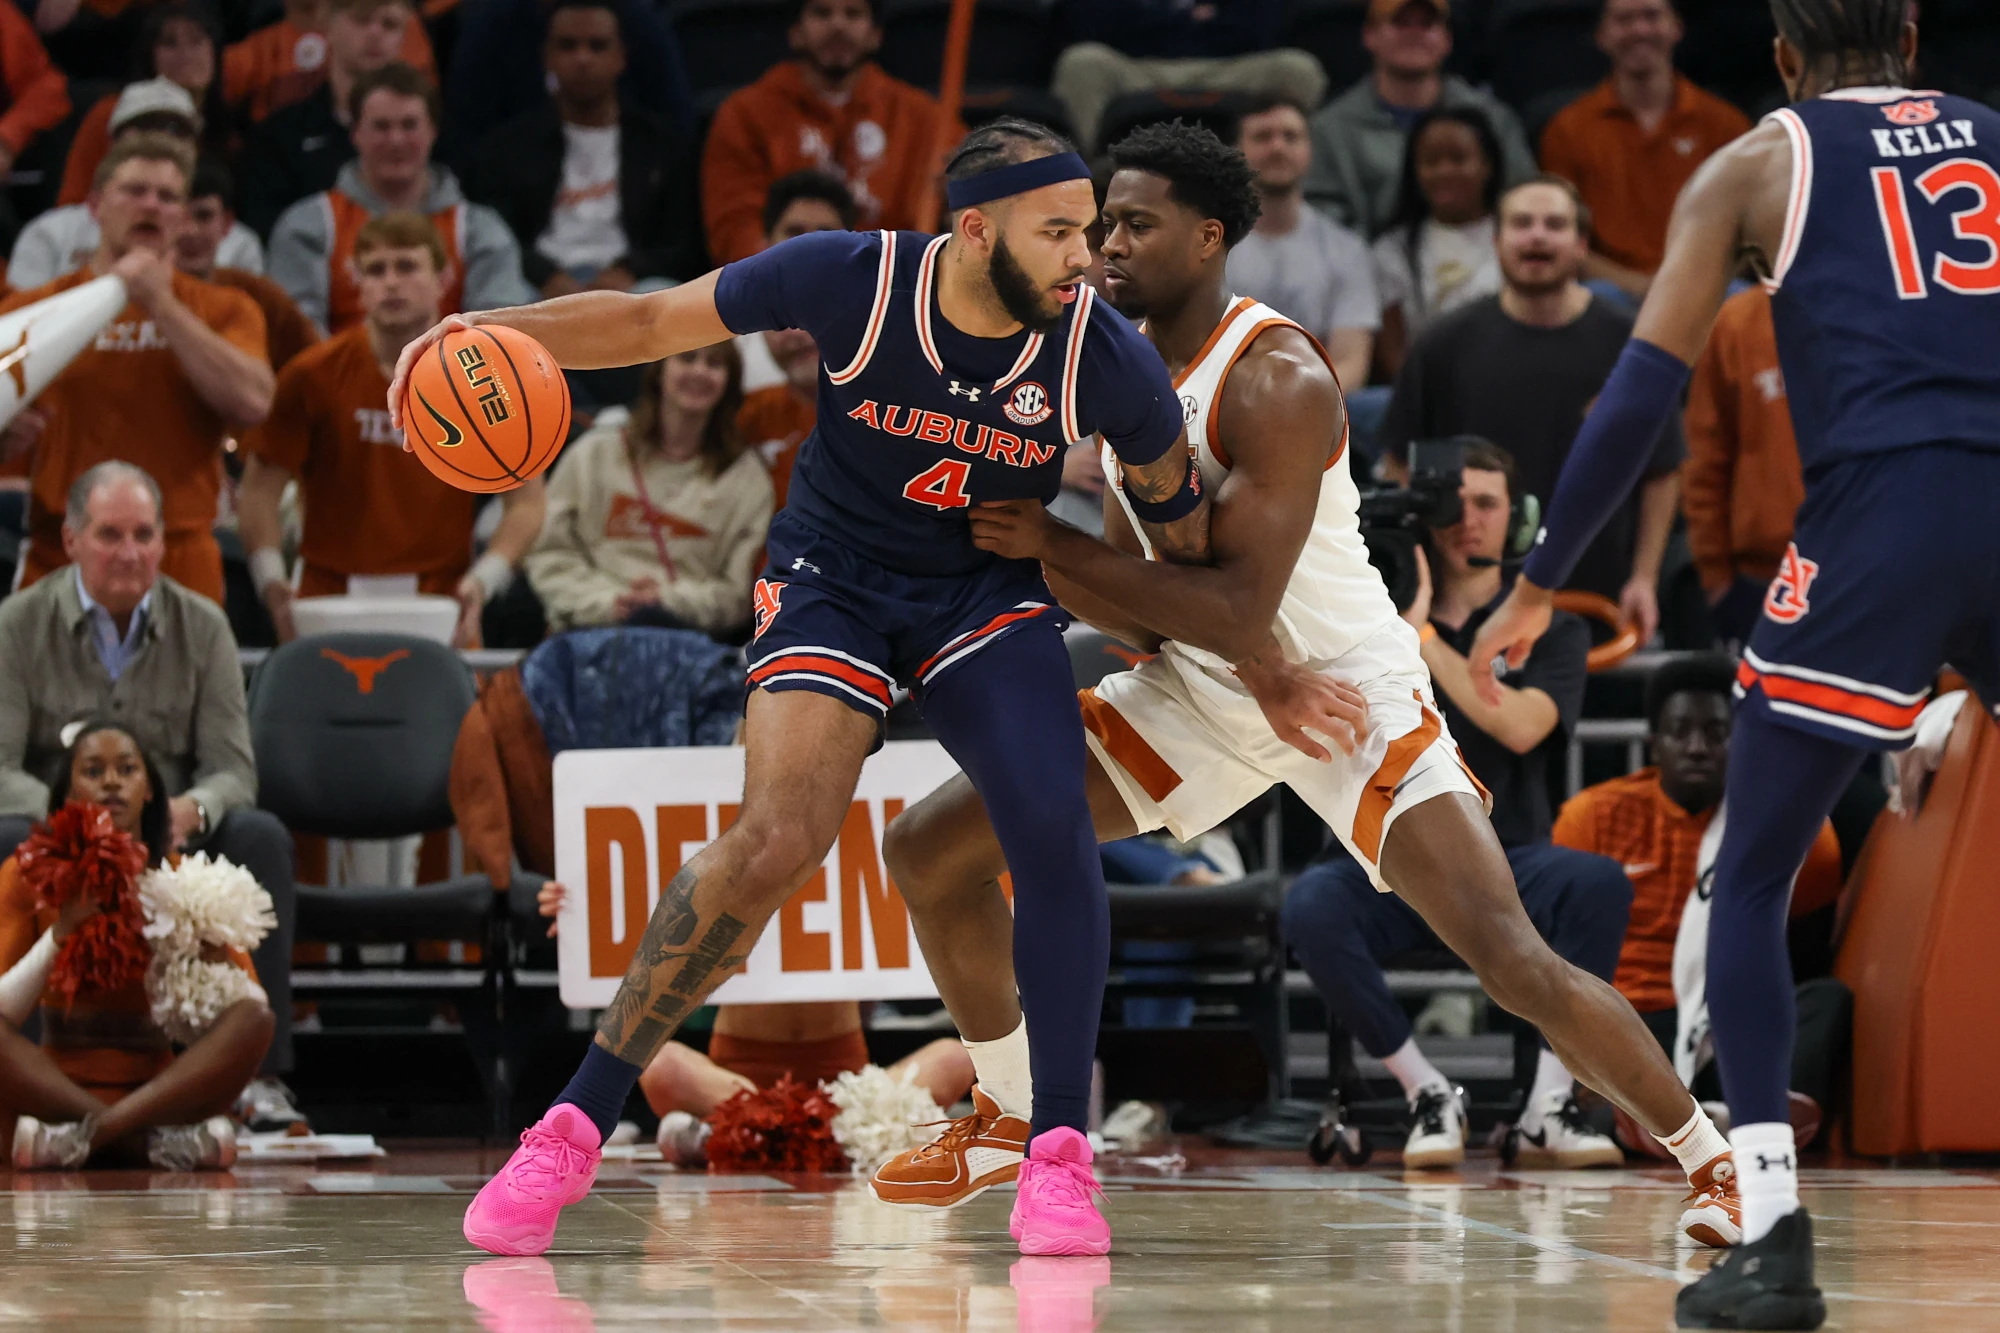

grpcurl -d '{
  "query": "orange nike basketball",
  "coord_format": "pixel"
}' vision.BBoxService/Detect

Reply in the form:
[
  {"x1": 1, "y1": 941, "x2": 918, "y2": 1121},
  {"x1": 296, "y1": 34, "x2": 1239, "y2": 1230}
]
[{"x1": 403, "y1": 325, "x2": 571, "y2": 493}]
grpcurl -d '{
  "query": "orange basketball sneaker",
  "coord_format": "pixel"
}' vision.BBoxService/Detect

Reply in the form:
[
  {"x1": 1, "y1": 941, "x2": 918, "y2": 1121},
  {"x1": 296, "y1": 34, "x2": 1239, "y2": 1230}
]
[
  {"x1": 871, "y1": 1086, "x2": 1030, "y2": 1208},
  {"x1": 1679, "y1": 1151, "x2": 1743, "y2": 1248}
]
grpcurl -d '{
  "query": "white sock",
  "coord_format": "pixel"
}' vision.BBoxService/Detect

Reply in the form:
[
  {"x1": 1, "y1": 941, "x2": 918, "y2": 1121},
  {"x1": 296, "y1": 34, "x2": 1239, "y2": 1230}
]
[
  {"x1": 1381, "y1": 1037, "x2": 1451, "y2": 1102},
  {"x1": 1656, "y1": 1102, "x2": 1732, "y2": 1177},
  {"x1": 962, "y1": 1019, "x2": 1032, "y2": 1121},
  {"x1": 1525, "y1": 1048, "x2": 1574, "y2": 1112},
  {"x1": 1730, "y1": 1121, "x2": 1800, "y2": 1244}
]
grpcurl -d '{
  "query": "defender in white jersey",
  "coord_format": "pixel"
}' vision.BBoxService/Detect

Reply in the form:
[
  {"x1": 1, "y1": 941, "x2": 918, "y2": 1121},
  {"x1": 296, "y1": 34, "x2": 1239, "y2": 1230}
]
[
  {"x1": 870, "y1": 124, "x2": 1743, "y2": 1250},
  {"x1": 1088, "y1": 293, "x2": 1475, "y2": 878}
]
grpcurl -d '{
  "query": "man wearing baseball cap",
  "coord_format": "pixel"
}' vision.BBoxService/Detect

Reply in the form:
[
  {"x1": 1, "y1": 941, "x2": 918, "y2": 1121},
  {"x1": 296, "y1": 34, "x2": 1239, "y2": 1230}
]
[
  {"x1": 8, "y1": 80, "x2": 266, "y2": 289},
  {"x1": 1305, "y1": 0, "x2": 1536, "y2": 238}
]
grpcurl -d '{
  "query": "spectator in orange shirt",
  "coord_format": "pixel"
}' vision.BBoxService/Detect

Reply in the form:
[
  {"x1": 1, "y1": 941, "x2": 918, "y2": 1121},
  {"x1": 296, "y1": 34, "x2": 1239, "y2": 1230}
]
[
  {"x1": 1552, "y1": 655, "x2": 1841, "y2": 1054},
  {"x1": 237, "y1": 213, "x2": 546, "y2": 650},
  {"x1": 700, "y1": 0, "x2": 962, "y2": 265},
  {"x1": 1539, "y1": 0, "x2": 1750, "y2": 300},
  {"x1": 57, "y1": 3, "x2": 234, "y2": 209},
  {"x1": 268, "y1": 63, "x2": 532, "y2": 336},
  {"x1": 0, "y1": 134, "x2": 274, "y2": 605},
  {"x1": 236, "y1": 0, "x2": 421, "y2": 237},
  {"x1": 223, "y1": 0, "x2": 436, "y2": 126},
  {"x1": 175, "y1": 158, "x2": 321, "y2": 373},
  {"x1": 735, "y1": 171, "x2": 856, "y2": 505},
  {"x1": 13, "y1": 80, "x2": 266, "y2": 291},
  {"x1": 0, "y1": 3, "x2": 69, "y2": 210},
  {"x1": 1681, "y1": 286, "x2": 1804, "y2": 646}
]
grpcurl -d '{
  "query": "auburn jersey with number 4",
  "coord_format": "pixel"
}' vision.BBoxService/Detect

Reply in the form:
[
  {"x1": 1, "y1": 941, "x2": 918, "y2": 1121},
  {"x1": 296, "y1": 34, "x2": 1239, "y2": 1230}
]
[
  {"x1": 1764, "y1": 88, "x2": 2000, "y2": 468},
  {"x1": 711, "y1": 229, "x2": 1182, "y2": 578}
]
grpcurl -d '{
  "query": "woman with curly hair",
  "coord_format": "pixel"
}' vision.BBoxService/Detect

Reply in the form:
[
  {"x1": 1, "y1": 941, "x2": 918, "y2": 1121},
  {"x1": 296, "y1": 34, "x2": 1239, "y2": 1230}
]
[{"x1": 0, "y1": 722, "x2": 272, "y2": 1171}]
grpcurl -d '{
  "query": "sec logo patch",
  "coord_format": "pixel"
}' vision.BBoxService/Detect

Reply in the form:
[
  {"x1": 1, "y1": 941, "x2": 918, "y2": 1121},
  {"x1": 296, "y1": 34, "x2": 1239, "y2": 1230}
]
[{"x1": 1003, "y1": 381, "x2": 1053, "y2": 427}]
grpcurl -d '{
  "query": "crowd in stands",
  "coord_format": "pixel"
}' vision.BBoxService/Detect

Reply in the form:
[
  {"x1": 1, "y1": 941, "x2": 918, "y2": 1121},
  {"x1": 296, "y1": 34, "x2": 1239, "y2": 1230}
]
[{"x1": 0, "y1": 0, "x2": 1949, "y2": 1163}]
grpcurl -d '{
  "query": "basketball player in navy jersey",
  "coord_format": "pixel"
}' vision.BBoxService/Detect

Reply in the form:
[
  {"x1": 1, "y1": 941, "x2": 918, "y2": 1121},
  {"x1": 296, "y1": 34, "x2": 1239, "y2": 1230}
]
[
  {"x1": 1471, "y1": 3, "x2": 2000, "y2": 1326},
  {"x1": 390, "y1": 118, "x2": 1349, "y2": 1259},
  {"x1": 870, "y1": 123, "x2": 1744, "y2": 1255}
]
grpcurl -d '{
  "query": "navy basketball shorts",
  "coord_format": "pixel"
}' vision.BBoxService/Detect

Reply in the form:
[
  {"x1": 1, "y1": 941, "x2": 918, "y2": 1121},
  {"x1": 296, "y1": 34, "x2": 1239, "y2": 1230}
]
[
  {"x1": 745, "y1": 510, "x2": 1069, "y2": 722},
  {"x1": 1737, "y1": 445, "x2": 2000, "y2": 750}
]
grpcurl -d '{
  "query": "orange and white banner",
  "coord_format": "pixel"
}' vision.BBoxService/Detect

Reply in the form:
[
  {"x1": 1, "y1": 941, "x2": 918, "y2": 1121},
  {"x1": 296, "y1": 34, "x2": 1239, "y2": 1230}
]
[{"x1": 553, "y1": 742, "x2": 961, "y2": 1009}]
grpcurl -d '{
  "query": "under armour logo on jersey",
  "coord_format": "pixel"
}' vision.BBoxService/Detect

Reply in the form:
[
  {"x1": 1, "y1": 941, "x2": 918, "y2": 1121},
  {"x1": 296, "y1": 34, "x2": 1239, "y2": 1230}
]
[
  {"x1": 1764, "y1": 544, "x2": 1820, "y2": 624},
  {"x1": 790, "y1": 557, "x2": 822, "y2": 575},
  {"x1": 752, "y1": 580, "x2": 785, "y2": 639},
  {"x1": 947, "y1": 381, "x2": 981, "y2": 402}
]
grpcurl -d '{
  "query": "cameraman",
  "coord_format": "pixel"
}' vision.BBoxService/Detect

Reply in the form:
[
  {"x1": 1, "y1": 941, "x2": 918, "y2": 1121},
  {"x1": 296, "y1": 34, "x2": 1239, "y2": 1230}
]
[{"x1": 1284, "y1": 442, "x2": 1635, "y2": 1169}]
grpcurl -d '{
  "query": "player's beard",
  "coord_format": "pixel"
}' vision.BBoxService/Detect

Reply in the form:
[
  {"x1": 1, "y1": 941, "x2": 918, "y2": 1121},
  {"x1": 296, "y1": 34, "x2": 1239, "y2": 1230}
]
[{"x1": 989, "y1": 235, "x2": 1065, "y2": 332}]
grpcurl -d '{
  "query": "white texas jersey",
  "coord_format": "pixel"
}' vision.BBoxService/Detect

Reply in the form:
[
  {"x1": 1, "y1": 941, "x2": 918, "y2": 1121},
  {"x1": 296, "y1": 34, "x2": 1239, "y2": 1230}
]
[{"x1": 1103, "y1": 296, "x2": 1399, "y2": 671}]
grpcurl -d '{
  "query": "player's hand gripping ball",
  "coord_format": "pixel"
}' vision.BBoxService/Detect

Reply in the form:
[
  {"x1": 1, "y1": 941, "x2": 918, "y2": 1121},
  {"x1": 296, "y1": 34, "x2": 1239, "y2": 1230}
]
[{"x1": 402, "y1": 324, "x2": 571, "y2": 493}]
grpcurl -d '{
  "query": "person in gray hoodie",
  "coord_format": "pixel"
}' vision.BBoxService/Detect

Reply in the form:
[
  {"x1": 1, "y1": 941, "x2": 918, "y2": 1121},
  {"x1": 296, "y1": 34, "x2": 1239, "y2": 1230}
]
[
  {"x1": 266, "y1": 62, "x2": 532, "y2": 334},
  {"x1": 1305, "y1": 0, "x2": 1536, "y2": 239}
]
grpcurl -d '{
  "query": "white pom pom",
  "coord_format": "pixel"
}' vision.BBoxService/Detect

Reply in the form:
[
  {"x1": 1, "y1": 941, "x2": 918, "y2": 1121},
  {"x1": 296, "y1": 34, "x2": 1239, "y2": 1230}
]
[
  {"x1": 826, "y1": 1064, "x2": 947, "y2": 1176},
  {"x1": 138, "y1": 853, "x2": 276, "y2": 956},
  {"x1": 137, "y1": 853, "x2": 275, "y2": 1043},
  {"x1": 146, "y1": 954, "x2": 266, "y2": 1045}
]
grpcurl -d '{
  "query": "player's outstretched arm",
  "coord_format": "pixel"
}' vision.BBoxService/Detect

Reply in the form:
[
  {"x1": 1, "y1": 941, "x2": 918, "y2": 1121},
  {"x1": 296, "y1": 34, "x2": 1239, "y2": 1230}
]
[
  {"x1": 387, "y1": 271, "x2": 733, "y2": 432},
  {"x1": 1466, "y1": 126, "x2": 1786, "y2": 704}
]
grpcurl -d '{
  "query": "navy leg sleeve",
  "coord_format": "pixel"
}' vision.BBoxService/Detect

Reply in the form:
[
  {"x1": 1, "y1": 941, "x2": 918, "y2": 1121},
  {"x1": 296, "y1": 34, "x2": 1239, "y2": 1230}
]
[
  {"x1": 1282, "y1": 858, "x2": 1433, "y2": 1059},
  {"x1": 1707, "y1": 706, "x2": 1865, "y2": 1127},
  {"x1": 919, "y1": 624, "x2": 1107, "y2": 1138}
]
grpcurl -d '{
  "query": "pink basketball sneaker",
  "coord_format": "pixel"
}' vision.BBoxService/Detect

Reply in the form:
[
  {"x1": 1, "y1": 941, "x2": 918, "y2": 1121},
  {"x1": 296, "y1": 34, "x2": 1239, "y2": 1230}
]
[
  {"x1": 463, "y1": 1104, "x2": 603, "y2": 1256},
  {"x1": 1008, "y1": 1127, "x2": 1111, "y2": 1256}
]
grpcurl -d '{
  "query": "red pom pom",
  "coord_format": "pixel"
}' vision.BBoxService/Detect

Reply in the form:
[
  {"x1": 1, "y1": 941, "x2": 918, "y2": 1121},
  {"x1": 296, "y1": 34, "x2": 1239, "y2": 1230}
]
[
  {"x1": 17, "y1": 802, "x2": 150, "y2": 1006},
  {"x1": 702, "y1": 1076, "x2": 848, "y2": 1174}
]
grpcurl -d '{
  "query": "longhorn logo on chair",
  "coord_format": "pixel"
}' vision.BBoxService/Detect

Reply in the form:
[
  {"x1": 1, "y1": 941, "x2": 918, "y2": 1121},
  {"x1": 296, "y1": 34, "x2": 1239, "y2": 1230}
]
[{"x1": 321, "y1": 648, "x2": 410, "y2": 693}]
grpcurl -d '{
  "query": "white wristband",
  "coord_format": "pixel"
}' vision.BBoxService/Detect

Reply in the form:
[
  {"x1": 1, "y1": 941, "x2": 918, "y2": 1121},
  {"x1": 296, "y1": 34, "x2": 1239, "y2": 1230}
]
[
  {"x1": 248, "y1": 547, "x2": 288, "y2": 594},
  {"x1": 468, "y1": 551, "x2": 513, "y2": 601}
]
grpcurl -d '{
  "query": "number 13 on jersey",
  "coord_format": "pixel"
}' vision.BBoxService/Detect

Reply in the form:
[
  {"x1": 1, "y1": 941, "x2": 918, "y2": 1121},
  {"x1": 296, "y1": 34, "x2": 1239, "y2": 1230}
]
[{"x1": 1872, "y1": 158, "x2": 2000, "y2": 298}]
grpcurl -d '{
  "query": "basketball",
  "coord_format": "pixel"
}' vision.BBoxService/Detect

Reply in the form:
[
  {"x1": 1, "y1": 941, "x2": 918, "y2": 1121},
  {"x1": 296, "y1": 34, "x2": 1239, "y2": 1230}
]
[{"x1": 402, "y1": 324, "x2": 571, "y2": 493}]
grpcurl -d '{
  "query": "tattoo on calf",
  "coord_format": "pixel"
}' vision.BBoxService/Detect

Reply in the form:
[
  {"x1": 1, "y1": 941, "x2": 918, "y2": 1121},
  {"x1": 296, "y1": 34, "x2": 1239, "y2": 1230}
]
[{"x1": 594, "y1": 866, "x2": 754, "y2": 1062}]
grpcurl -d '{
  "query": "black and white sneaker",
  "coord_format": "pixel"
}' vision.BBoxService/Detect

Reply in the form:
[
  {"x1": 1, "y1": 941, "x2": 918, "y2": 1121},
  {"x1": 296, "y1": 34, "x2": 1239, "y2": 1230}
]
[
  {"x1": 1403, "y1": 1085, "x2": 1467, "y2": 1170},
  {"x1": 1676, "y1": 1208, "x2": 1827, "y2": 1329},
  {"x1": 1515, "y1": 1088, "x2": 1623, "y2": 1168}
]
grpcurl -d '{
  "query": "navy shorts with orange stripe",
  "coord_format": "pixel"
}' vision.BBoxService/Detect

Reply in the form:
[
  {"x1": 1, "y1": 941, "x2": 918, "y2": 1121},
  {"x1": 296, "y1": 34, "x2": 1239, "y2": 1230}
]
[
  {"x1": 746, "y1": 509, "x2": 1068, "y2": 722},
  {"x1": 1737, "y1": 445, "x2": 2000, "y2": 750}
]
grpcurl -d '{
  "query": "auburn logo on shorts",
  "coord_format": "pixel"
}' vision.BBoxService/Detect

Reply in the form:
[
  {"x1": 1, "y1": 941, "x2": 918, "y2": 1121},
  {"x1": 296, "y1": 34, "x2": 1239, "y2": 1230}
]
[
  {"x1": 1764, "y1": 544, "x2": 1820, "y2": 624},
  {"x1": 752, "y1": 580, "x2": 785, "y2": 639}
]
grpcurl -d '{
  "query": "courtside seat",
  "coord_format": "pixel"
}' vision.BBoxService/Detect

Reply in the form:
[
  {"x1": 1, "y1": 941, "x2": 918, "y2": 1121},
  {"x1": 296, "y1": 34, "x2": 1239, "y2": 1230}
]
[
  {"x1": 1837, "y1": 699, "x2": 2000, "y2": 1155},
  {"x1": 248, "y1": 633, "x2": 513, "y2": 1127},
  {"x1": 1103, "y1": 870, "x2": 1292, "y2": 1103}
]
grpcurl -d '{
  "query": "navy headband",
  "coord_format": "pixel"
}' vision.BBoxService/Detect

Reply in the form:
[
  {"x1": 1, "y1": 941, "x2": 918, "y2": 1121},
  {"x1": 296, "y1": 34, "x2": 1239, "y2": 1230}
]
[{"x1": 945, "y1": 152, "x2": 1091, "y2": 212}]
